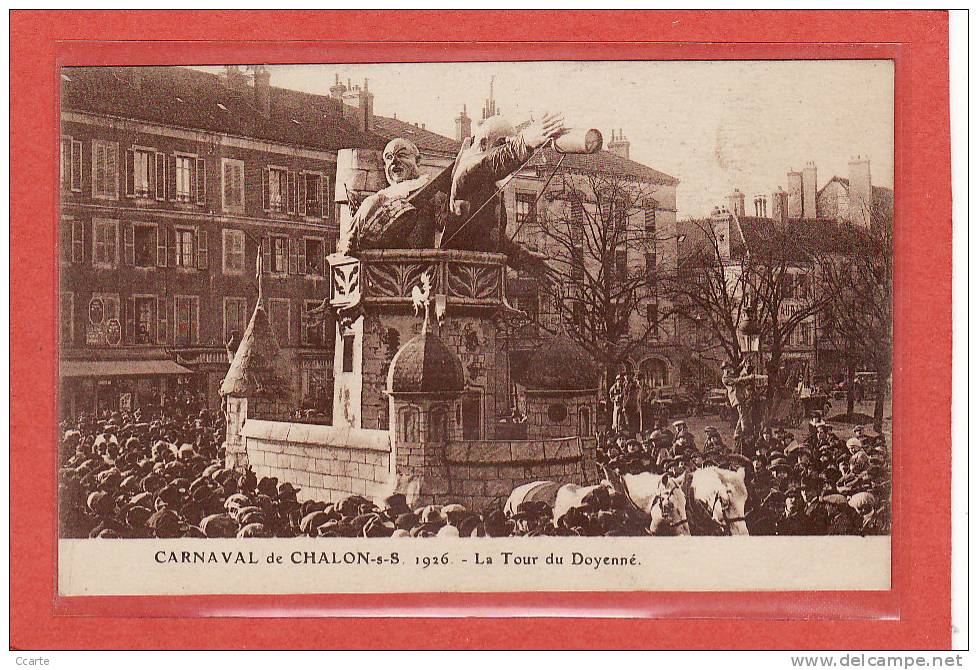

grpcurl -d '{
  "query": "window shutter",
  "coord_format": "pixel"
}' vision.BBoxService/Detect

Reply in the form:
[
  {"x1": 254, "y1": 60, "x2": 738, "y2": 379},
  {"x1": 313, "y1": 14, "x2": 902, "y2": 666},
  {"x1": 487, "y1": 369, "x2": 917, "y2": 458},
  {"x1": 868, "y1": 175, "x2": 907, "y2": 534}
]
[
  {"x1": 261, "y1": 237, "x2": 271, "y2": 275},
  {"x1": 289, "y1": 238, "x2": 298, "y2": 275},
  {"x1": 155, "y1": 152, "x2": 166, "y2": 201},
  {"x1": 321, "y1": 239, "x2": 328, "y2": 275},
  {"x1": 123, "y1": 224, "x2": 135, "y2": 266},
  {"x1": 196, "y1": 229, "x2": 208, "y2": 269},
  {"x1": 106, "y1": 143, "x2": 118, "y2": 198},
  {"x1": 153, "y1": 224, "x2": 166, "y2": 268},
  {"x1": 320, "y1": 174, "x2": 330, "y2": 219},
  {"x1": 157, "y1": 295, "x2": 168, "y2": 344},
  {"x1": 166, "y1": 155, "x2": 177, "y2": 201},
  {"x1": 261, "y1": 167, "x2": 270, "y2": 211},
  {"x1": 61, "y1": 221, "x2": 71, "y2": 261},
  {"x1": 222, "y1": 162, "x2": 233, "y2": 210},
  {"x1": 300, "y1": 303, "x2": 308, "y2": 345},
  {"x1": 72, "y1": 220, "x2": 85, "y2": 263},
  {"x1": 125, "y1": 297, "x2": 136, "y2": 341},
  {"x1": 191, "y1": 297, "x2": 200, "y2": 344},
  {"x1": 298, "y1": 173, "x2": 307, "y2": 216},
  {"x1": 195, "y1": 158, "x2": 206, "y2": 204},
  {"x1": 70, "y1": 140, "x2": 82, "y2": 192},
  {"x1": 124, "y1": 148, "x2": 135, "y2": 197},
  {"x1": 297, "y1": 239, "x2": 307, "y2": 275},
  {"x1": 286, "y1": 171, "x2": 296, "y2": 214}
]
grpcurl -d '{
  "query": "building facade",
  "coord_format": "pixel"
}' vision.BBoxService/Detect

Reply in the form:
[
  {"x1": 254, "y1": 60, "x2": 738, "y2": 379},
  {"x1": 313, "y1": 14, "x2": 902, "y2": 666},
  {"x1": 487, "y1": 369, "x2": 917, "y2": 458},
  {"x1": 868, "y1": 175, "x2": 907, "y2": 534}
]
[{"x1": 58, "y1": 65, "x2": 456, "y2": 419}]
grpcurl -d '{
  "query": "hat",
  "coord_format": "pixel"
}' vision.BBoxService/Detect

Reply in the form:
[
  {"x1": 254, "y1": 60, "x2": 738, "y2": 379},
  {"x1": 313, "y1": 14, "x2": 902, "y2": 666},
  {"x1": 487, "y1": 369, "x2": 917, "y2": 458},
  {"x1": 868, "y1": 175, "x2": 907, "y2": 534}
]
[
  {"x1": 821, "y1": 494, "x2": 849, "y2": 506},
  {"x1": 256, "y1": 476, "x2": 279, "y2": 496},
  {"x1": 299, "y1": 511, "x2": 330, "y2": 535},
  {"x1": 200, "y1": 513, "x2": 238, "y2": 538},
  {"x1": 395, "y1": 513, "x2": 419, "y2": 531},
  {"x1": 672, "y1": 420, "x2": 687, "y2": 429},
  {"x1": 381, "y1": 493, "x2": 411, "y2": 517},
  {"x1": 846, "y1": 437, "x2": 863, "y2": 449},
  {"x1": 277, "y1": 482, "x2": 300, "y2": 500},
  {"x1": 237, "y1": 523, "x2": 269, "y2": 538}
]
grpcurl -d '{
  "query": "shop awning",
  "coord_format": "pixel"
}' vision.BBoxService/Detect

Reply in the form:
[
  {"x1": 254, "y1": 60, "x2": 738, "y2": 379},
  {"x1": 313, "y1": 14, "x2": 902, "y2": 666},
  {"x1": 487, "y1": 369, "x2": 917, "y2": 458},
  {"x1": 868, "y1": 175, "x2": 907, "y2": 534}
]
[{"x1": 60, "y1": 359, "x2": 194, "y2": 378}]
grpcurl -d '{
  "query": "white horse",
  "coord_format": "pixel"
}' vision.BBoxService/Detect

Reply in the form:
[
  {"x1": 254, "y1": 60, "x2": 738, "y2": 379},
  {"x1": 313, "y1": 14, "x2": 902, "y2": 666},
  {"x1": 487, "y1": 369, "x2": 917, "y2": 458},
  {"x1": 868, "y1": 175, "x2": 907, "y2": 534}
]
[
  {"x1": 689, "y1": 466, "x2": 750, "y2": 535},
  {"x1": 618, "y1": 472, "x2": 690, "y2": 536},
  {"x1": 504, "y1": 475, "x2": 689, "y2": 535}
]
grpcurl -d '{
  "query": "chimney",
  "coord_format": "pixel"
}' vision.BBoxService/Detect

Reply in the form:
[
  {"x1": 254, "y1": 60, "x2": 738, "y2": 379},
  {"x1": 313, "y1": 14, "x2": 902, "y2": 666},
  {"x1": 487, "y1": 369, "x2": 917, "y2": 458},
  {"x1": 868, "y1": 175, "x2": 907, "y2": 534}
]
[
  {"x1": 801, "y1": 161, "x2": 818, "y2": 219},
  {"x1": 726, "y1": 188, "x2": 745, "y2": 217},
  {"x1": 848, "y1": 155, "x2": 872, "y2": 227},
  {"x1": 786, "y1": 169, "x2": 803, "y2": 219},
  {"x1": 710, "y1": 205, "x2": 733, "y2": 259},
  {"x1": 608, "y1": 129, "x2": 630, "y2": 160},
  {"x1": 455, "y1": 105, "x2": 472, "y2": 141},
  {"x1": 251, "y1": 65, "x2": 271, "y2": 119},
  {"x1": 753, "y1": 195, "x2": 768, "y2": 218},
  {"x1": 327, "y1": 73, "x2": 347, "y2": 115},
  {"x1": 342, "y1": 78, "x2": 374, "y2": 133},
  {"x1": 772, "y1": 186, "x2": 789, "y2": 225}
]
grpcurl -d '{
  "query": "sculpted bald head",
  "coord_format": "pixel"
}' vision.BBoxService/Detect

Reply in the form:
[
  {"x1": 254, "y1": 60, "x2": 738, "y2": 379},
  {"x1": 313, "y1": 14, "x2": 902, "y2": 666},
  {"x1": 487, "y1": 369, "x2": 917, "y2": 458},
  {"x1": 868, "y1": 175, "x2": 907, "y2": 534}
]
[{"x1": 382, "y1": 138, "x2": 421, "y2": 185}]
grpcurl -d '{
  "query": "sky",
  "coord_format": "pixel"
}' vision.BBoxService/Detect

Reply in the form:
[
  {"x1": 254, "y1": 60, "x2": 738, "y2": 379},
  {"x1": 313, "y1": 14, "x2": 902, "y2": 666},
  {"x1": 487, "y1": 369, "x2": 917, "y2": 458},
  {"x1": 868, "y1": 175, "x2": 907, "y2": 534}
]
[{"x1": 196, "y1": 61, "x2": 893, "y2": 219}]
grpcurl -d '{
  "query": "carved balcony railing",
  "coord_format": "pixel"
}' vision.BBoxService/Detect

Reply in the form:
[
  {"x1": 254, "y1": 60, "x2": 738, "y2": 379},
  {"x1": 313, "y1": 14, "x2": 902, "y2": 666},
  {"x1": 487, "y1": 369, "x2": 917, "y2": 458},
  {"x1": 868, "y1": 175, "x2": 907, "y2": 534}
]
[{"x1": 329, "y1": 249, "x2": 508, "y2": 311}]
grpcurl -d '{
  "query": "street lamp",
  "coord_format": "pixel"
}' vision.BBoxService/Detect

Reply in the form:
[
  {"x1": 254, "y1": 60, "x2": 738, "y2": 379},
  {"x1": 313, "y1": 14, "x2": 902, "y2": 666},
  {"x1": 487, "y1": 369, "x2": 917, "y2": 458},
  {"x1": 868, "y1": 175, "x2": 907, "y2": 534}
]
[{"x1": 737, "y1": 310, "x2": 762, "y2": 373}]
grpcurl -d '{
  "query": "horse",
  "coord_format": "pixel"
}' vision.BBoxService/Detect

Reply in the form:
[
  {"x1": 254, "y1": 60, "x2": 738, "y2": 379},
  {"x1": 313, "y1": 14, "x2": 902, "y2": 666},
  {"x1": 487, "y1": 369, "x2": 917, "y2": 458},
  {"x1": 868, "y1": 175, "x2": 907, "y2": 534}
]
[
  {"x1": 617, "y1": 471, "x2": 690, "y2": 536},
  {"x1": 688, "y1": 466, "x2": 750, "y2": 535},
  {"x1": 504, "y1": 474, "x2": 689, "y2": 536}
]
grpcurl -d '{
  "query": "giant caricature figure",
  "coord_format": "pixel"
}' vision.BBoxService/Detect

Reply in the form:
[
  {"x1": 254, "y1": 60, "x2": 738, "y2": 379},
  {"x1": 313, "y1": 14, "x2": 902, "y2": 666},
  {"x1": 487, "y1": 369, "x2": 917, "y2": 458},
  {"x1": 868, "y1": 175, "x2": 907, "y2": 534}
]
[{"x1": 344, "y1": 112, "x2": 567, "y2": 273}]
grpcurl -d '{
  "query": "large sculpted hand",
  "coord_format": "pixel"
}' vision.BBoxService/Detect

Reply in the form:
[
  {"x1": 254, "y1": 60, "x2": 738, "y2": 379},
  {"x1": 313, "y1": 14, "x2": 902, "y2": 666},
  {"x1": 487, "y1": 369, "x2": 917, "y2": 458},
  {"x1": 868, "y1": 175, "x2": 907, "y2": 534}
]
[{"x1": 521, "y1": 111, "x2": 567, "y2": 150}]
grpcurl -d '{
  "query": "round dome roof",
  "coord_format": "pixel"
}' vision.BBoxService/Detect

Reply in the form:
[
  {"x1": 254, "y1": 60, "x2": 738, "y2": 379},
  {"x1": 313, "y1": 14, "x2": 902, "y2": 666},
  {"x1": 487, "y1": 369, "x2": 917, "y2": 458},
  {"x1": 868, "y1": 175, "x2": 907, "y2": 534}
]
[
  {"x1": 387, "y1": 330, "x2": 465, "y2": 397},
  {"x1": 514, "y1": 332, "x2": 600, "y2": 392}
]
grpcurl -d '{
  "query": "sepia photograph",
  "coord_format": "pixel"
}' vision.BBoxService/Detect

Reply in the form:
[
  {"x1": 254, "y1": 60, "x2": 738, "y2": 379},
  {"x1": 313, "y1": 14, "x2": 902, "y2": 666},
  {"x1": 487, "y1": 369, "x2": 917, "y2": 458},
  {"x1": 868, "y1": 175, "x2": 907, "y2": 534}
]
[{"x1": 56, "y1": 58, "x2": 894, "y2": 594}]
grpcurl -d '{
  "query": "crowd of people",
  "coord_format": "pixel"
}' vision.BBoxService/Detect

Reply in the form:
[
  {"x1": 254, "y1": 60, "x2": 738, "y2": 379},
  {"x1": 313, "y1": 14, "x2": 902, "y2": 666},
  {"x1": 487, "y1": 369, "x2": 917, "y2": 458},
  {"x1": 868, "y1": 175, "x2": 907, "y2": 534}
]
[
  {"x1": 596, "y1": 417, "x2": 891, "y2": 535},
  {"x1": 59, "y1": 401, "x2": 890, "y2": 539}
]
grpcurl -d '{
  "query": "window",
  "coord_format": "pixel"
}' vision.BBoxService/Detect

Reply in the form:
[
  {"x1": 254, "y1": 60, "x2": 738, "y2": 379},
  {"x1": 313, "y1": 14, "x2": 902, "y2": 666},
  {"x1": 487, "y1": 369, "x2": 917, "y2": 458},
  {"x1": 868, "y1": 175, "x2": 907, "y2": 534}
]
[
  {"x1": 341, "y1": 333, "x2": 355, "y2": 371},
  {"x1": 267, "y1": 167, "x2": 290, "y2": 213},
  {"x1": 647, "y1": 302, "x2": 659, "y2": 335},
  {"x1": 174, "y1": 155, "x2": 194, "y2": 202},
  {"x1": 89, "y1": 293, "x2": 121, "y2": 347},
  {"x1": 615, "y1": 249, "x2": 628, "y2": 281},
  {"x1": 798, "y1": 322, "x2": 812, "y2": 347},
  {"x1": 796, "y1": 273, "x2": 810, "y2": 300},
  {"x1": 644, "y1": 200, "x2": 657, "y2": 232},
  {"x1": 303, "y1": 300, "x2": 328, "y2": 347},
  {"x1": 461, "y1": 393, "x2": 482, "y2": 440},
  {"x1": 223, "y1": 297, "x2": 248, "y2": 343},
  {"x1": 92, "y1": 219, "x2": 118, "y2": 268},
  {"x1": 174, "y1": 296, "x2": 200, "y2": 346},
  {"x1": 133, "y1": 225, "x2": 156, "y2": 268},
  {"x1": 578, "y1": 407, "x2": 591, "y2": 437},
  {"x1": 222, "y1": 229, "x2": 246, "y2": 275},
  {"x1": 61, "y1": 137, "x2": 82, "y2": 193},
  {"x1": 60, "y1": 292, "x2": 74, "y2": 345},
  {"x1": 175, "y1": 228, "x2": 195, "y2": 268},
  {"x1": 515, "y1": 191, "x2": 536, "y2": 224},
  {"x1": 127, "y1": 148, "x2": 155, "y2": 198},
  {"x1": 300, "y1": 172, "x2": 325, "y2": 217},
  {"x1": 221, "y1": 158, "x2": 245, "y2": 213},
  {"x1": 269, "y1": 236, "x2": 288, "y2": 274},
  {"x1": 399, "y1": 407, "x2": 419, "y2": 442},
  {"x1": 304, "y1": 238, "x2": 325, "y2": 276},
  {"x1": 645, "y1": 251, "x2": 656, "y2": 286},
  {"x1": 91, "y1": 140, "x2": 119, "y2": 200},
  {"x1": 268, "y1": 298, "x2": 290, "y2": 344},
  {"x1": 132, "y1": 296, "x2": 157, "y2": 345}
]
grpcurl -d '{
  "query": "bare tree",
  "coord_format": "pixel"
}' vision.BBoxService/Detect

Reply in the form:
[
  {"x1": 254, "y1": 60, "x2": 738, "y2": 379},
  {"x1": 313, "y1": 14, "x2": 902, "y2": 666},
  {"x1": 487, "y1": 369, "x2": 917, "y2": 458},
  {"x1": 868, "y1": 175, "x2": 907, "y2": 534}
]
[
  {"x1": 666, "y1": 217, "x2": 833, "y2": 425},
  {"x1": 817, "y1": 213, "x2": 892, "y2": 432},
  {"x1": 514, "y1": 168, "x2": 669, "y2": 389}
]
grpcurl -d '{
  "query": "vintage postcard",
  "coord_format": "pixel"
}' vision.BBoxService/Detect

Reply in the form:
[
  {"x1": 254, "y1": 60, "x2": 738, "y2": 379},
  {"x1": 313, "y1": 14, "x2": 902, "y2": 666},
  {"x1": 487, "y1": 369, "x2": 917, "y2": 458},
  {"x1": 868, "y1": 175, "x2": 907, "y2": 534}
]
[{"x1": 57, "y1": 59, "x2": 893, "y2": 596}]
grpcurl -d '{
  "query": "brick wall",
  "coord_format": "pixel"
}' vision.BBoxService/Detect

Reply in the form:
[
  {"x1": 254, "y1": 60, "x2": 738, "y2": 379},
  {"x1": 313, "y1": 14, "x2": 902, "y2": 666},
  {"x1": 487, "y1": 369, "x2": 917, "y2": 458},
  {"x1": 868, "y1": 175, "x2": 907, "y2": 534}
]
[{"x1": 242, "y1": 419, "x2": 392, "y2": 503}]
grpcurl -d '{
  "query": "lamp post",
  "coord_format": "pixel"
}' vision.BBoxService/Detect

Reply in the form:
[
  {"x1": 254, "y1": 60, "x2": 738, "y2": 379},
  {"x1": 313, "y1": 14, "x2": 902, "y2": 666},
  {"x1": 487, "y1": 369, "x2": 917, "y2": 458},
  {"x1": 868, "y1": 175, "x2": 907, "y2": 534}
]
[{"x1": 737, "y1": 307, "x2": 762, "y2": 373}]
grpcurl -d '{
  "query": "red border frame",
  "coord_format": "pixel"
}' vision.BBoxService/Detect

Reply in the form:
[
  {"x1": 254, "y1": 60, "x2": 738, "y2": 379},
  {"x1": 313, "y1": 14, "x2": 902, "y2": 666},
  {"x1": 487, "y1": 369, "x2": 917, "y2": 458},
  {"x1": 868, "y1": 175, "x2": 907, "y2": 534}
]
[{"x1": 10, "y1": 10, "x2": 951, "y2": 650}]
